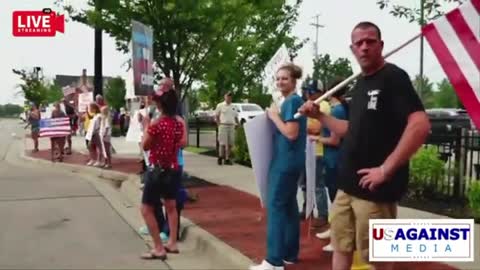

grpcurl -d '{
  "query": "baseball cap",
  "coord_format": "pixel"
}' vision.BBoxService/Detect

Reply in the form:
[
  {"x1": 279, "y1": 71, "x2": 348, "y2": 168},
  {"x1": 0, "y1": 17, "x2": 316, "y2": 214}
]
[{"x1": 304, "y1": 79, "x2": 323, "y2": 95}]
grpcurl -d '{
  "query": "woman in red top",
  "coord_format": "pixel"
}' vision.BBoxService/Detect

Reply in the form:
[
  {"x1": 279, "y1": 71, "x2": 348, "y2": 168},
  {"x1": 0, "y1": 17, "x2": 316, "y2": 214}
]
[{"x1": 140, "y1": 78, "x2": 185, "y2": 260}]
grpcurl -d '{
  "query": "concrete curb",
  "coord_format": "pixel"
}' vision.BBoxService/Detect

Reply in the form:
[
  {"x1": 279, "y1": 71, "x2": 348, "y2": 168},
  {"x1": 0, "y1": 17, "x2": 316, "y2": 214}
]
[{"x1": 18, "y1": 149, "x2": 253, "y2": 269}]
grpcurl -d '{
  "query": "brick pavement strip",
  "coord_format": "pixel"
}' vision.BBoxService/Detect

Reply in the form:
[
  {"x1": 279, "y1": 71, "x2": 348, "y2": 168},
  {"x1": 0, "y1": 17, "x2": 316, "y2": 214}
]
[{"x1": 23, "y1": 150, "x2": 462, "y2": 270}]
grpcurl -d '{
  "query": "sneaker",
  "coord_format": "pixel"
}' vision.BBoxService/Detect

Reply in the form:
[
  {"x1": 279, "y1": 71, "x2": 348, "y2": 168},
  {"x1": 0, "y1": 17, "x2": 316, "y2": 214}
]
[
  {"x1": 160, "y1": 232, "x2": 169, "y2": 243},
  {"x1": 315, "y1": 229, "x2": 331, "y2": 239},
  {"x1": 323, "y1": 243, "x2": 334, "y2": 252},
  {"x1": 138, "y1": 225, "x2": 149, "y2": 236},
  {"x1": 86, "y1": 160, "x2": 94, "y2": 166},
  {"x1": 249, "y1": 260, "x2": 284, "y2": 270},
  {"x1": 93, "y1": 161, "x2": 102, "y2": 167},
  {"x1": 283, "y1": 259, "x2": 297, "y2": 265}
]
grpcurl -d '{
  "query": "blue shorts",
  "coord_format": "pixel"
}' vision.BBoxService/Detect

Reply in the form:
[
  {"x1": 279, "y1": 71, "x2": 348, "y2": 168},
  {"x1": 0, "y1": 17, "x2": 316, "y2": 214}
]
[{"x1": 142, "y1": 168, "x2": 182, "y2": 204}]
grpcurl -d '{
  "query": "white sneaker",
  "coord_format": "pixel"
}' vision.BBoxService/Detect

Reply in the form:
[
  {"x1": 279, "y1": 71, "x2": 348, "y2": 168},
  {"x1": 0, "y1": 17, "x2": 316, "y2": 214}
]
[
  {"x1": 315, "y1": 229, "x2": 331, "y2": 239},
  {"x1": 249, "y1": 260, "x2": 284, "y2": 270},
  {"x1": 86, "y1": 160, "x2": 94, "y2": 166},
  {"x1": 93, "y1": 161, "x2": 102, "y2": 167},
  {"x1": 323, "y1": 243, "x2": 334, "y2": 252}
]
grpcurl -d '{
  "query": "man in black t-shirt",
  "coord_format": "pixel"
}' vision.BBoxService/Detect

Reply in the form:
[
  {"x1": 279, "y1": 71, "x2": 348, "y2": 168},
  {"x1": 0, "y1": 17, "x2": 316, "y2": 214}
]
[{"x1": 299, "y1": 22, "x2": 431, "y2": 270}]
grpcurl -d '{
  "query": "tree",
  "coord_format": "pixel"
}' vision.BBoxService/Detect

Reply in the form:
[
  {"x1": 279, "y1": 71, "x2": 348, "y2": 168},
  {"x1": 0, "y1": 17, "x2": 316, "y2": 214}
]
[
  {"x1": 0, "y1": 104, "x2": 23, "y2": 117},
  {"x1": 376, "y1": 0, "x2": 464, "y2": 24},
  {"x1": 433, "y1": 79, "x2": 462, "y2": 108},
  {"x1": 199, "y1": 1, "x2": 307, "y2": 105},
  {"x1": 62, "y1": 0, "x2": 306, "y2": 103},
  {"x1": 312, "y1": 54, "x2": 354, "y2": 89},
  {"x1": 12, "y1": 68, "x2": 62, "y2": 107},
  {"x1": 104, "y1": 77, "x2": 127, "y2": 111},
  {"x1": 413, "y1": 75, "x2": 435, "y2": 108}
]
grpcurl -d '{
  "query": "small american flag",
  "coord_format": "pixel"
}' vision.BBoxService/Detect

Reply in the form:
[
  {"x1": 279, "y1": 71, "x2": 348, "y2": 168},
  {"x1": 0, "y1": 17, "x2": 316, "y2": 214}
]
[{"x1": 39, "y1": 117, "x2": 71, "y2": 138}]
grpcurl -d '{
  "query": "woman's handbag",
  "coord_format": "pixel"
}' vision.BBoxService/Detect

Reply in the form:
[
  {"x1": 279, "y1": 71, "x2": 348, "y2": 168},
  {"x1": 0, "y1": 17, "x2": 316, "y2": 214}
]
[{"x1": 146, "y1": 165, "x2": 173, "y2": 185}]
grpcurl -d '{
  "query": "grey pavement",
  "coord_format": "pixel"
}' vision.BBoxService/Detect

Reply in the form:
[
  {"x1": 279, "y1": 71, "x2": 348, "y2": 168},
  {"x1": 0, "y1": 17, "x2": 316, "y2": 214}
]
[{"x1": 0, "y1": 119, "x2": 167, "y2": 270}]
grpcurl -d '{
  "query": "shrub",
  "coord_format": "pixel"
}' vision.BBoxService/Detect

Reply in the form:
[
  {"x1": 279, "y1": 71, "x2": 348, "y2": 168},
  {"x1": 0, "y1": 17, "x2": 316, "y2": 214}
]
[
  {"x1": 409, "y1": 146, "x2": 445, "y2": 198},
  {"x1": 233, "y1": 126, "x2": 251, "y2": 166},
  {"x1": 467, "y1": 181, "x2": 480, "y2": 218}
]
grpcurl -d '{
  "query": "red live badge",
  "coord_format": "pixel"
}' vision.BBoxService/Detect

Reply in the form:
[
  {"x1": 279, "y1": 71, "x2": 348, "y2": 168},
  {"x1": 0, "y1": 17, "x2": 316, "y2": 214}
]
[{"x1": 12, "y1": 8, "x2": 65, "y2": 37}]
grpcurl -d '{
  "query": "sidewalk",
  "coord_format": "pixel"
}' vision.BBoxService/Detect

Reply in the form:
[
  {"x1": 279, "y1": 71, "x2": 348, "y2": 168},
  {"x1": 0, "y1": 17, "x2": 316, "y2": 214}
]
[{"x1": 27, "y1": 135, "x2": 478, "y2": 270}]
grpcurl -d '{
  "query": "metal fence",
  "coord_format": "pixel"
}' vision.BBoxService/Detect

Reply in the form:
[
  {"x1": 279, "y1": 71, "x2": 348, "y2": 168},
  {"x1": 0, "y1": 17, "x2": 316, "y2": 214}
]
[
  {"x1": 424, "y1": 127, "x2": 480, "y2": 200},
  {"x1": 187, "y1": 118, "x2": 218, "y2": 150}
]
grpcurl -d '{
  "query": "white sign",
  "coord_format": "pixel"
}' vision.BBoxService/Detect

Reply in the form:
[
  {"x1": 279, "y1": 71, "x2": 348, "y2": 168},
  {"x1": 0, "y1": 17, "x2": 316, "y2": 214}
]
[
  {"x1": 369, "y1": 219, "x2": 474, "y2": 262},
  {"x1": 62, "y1": 86, "x2": 75, "y2": 97},
  {"x1": 244, "y1": 113, "x2": 275, "y2": 207},
  {"x1": 305, "y1": 138, "x2": 316, "y2": 219},
  {"x1": 78, "y1": 92, "x2": 93, "y2": 113},
  {"x1": 262, "y1": 44, "x2": 290, "y2": 95}
]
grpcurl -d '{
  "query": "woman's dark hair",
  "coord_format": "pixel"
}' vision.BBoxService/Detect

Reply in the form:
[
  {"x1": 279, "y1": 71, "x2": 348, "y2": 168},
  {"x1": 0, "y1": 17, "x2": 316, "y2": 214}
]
[
  {"x1": 153, "y1": 90, "x2": 178, "y2": 116},
  {"x1": 328, "y1": 77, "x2": 350, "y2": 118}
]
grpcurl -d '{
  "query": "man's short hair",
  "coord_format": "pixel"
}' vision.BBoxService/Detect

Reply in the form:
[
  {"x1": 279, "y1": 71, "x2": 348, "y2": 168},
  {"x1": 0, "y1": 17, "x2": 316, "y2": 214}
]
[{"x1": 353, "y1": 21, "x2": 382, "y2": 40}]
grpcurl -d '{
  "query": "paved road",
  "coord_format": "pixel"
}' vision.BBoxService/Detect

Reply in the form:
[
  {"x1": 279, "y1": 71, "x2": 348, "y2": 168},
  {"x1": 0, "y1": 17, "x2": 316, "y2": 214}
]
[{"x1": 0, "y1": 119, "x2": 168, "y2": 269}]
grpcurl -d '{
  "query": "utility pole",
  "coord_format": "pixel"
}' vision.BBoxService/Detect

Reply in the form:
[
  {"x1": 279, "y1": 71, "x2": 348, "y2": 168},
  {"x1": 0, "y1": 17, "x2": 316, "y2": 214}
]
[
  {"x1": 310, "y1": 14, "x2": 324, "y2": 85},
  {"x1": 94, "y1": 0, "x2": 103, "y2": 99},
  {"x1": 419, "y1": 0, "x2": 425, "y2": 100},
  {"x1": 310, "y1": 14, "x2": 325, "y2": 60}
]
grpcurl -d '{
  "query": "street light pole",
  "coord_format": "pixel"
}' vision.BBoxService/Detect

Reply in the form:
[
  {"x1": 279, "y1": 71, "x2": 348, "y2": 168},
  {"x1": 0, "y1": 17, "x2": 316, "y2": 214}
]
[{"x1": 94, "y1": 0, "x2": 103, "y2": 99}]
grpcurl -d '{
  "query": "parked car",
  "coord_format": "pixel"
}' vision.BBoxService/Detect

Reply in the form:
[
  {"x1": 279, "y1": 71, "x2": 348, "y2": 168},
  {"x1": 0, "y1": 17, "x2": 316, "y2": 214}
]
[
  {"x1": 426, "y1": 108, "x2": 472, "y2": 130},
  {"x1": 232, "y1": 103, "x2": 264, "y2": 125},
  {"x1": 426, "y1": 108, "x2": 473, "y2": 145},
  {"x1": 192, "y1": 110, "x2": 216, "y2": 124}
]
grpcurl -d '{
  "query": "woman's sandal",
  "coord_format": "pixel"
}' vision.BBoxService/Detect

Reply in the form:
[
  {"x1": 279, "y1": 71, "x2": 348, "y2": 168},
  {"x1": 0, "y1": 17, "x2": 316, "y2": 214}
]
[
  {"x1": 164, "y1": 246, "x2": 180, "y2": 254},
  {"x1": 140, "y1": 250, "x2": 167, "y2": 260}
]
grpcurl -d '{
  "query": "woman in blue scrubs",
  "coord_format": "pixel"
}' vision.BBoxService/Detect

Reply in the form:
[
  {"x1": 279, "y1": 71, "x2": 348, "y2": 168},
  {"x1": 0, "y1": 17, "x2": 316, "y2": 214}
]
[{"x1": 250, "y1": 64, "x2": 307, "y2": 270}]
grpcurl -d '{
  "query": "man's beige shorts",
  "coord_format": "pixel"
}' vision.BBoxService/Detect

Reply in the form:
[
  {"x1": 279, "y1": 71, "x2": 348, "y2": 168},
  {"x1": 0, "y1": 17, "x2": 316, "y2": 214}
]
[
  {"x1": 330, "y1": 190, "x2": 397, "y2": 262},
  {"x1": 218, "y1": 125, "x2": 235, "y2": 146}
]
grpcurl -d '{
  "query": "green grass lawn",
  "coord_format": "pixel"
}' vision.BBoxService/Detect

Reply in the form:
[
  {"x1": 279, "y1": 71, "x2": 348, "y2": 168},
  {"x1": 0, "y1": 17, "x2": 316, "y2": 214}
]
[{"x1": 184, "y1": 146, "x2": 211, "y2": 154}]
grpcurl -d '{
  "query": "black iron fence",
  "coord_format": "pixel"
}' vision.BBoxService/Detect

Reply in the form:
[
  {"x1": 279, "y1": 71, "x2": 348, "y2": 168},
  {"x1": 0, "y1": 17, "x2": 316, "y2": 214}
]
[
  {"x1": 187, "y1": 118, "x2": 218, "y2": 150},
  {"x1": 424, "y1": 127, "x2": 480, "y2": 200}
]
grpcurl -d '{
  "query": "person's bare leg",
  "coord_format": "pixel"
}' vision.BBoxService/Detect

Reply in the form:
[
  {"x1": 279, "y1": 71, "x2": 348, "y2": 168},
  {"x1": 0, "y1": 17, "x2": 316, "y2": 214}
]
[
  {"x1": 141, "y1": 204, "x2": 166, "y2": 254},
  {"x1": 164, "y1": 200, "x2": 178, "y2": 251},
  {"x1": 50, "y1": 139, "x2": 55, "y2": 161},
  {"x1": 332, "y1": 251, "x2": 353, "y2": 270},
  {"x1": 33, "y1": 133, "x2": 39, "y2": 151},
  {"x1": 225, "y1": 144, "x2": 230, "y2": 160},
  {"x1": 105, "y1": 142, "x2": 112, "y2": 166}
]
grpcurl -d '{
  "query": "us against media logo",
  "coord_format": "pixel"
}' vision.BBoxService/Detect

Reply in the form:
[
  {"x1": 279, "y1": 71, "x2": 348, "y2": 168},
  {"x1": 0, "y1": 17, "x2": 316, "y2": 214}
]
[
  {"x1": 369, "y1": 219, "x2": 474, "y2": 262},
  {"x1": 13, "y1": 8, "x2": 65, "y2": 37}
]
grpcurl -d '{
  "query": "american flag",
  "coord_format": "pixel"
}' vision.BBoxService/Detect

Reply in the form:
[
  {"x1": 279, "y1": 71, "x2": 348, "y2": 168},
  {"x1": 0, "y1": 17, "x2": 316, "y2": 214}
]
[
  {"x1": 39, "y1": 117, "x2": 71, "y2": 138},
  {"x1": 422, "y1": 0, "x2": 480, "y2": 128}
]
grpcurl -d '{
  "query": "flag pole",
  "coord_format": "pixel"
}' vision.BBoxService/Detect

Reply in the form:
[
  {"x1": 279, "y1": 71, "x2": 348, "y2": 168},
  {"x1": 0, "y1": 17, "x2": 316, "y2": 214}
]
[{"x1": 294, "y1": 33, "x2": 422, "y2": 119}]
